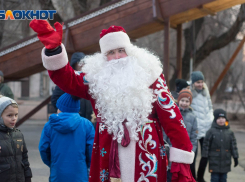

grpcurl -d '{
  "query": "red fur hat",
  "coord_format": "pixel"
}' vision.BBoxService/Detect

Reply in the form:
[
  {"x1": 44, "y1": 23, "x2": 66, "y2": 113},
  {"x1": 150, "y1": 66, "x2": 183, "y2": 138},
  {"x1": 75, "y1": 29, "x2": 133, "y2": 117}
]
[{"x1": 99, "y1": 25, "x2": 131, "y2": 54}]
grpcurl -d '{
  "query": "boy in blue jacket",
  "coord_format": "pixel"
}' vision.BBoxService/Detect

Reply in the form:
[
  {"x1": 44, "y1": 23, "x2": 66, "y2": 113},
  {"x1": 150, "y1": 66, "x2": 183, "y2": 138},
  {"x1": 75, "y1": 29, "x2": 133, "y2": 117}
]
[{"x1": 39, "y1": 93, "x2": 95, "y2": 182}]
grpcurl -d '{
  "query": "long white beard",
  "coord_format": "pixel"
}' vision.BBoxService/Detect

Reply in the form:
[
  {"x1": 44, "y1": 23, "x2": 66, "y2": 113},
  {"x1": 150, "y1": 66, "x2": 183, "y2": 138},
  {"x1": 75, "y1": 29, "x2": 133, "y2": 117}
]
[{"x1": 85, "y1": 56, "x2": 156, "y2": 143}]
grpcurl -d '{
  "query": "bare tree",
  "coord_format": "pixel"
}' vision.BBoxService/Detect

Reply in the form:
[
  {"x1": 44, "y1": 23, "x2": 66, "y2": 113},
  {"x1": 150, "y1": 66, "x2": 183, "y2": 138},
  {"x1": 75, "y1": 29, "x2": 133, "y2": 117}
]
[
  {"x1": 39, "y1": 0, "x2": 63, "y2": 25},
  {"x1": 169, "y1": 4, "x2": 245, "y2": 89}
]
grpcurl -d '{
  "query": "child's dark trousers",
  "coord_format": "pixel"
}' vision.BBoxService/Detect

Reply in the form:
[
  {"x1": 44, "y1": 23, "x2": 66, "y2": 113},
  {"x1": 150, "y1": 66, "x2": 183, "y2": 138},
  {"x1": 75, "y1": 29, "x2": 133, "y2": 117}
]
[{"x1": 211, "y1": 172, "x2": 227, "y2": 182}]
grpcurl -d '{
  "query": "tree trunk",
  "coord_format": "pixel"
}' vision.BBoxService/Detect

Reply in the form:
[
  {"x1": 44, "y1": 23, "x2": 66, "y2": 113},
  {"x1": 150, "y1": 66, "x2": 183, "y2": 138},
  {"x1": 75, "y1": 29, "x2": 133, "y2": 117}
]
[
  {"x1": 100, "y1": 0, "x2": 113, "y2": 6},
  {"x1": 170, "y1": 4, "x2": 245, "y2": 90},
  {"x1": 39, "y1": 0, "x2": 63, "y2": 25},
  {"x1": 0, "y1": 21, "x2": 5, "y2": 47},
  {"x1": 169, "y1": 17, "x2": 204, "y2": 88},
  {"x1": 186, "y1": 4, "x2": 245, "y2": 79}
]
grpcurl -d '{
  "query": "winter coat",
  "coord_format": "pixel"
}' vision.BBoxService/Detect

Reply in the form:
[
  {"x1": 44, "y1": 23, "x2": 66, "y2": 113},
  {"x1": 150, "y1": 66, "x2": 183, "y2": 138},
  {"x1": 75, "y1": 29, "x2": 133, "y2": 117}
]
[
  {"x1": 39, "y1": 112, "x2": 95, "y2": 182},
  {"x1": 0, "y1": 83, "x2": 14, "y2": 99},
  {"x1": 202, "y1": 121, "x2": 239, "y2": 173},
  {"x1": 51, "y1": 86, "x2": 93, "y2": 120},
  {"x1": 191, "y1": 83, "x2": 213, "y2": 139},
  {"x1": 164, "y1": 107, "x2": 198, "y2": 168},
  {"x1": 41, "y1": 44, "x2": 195, "y2": 182},
  {"x1": 0, "y1": 125, "x2": 32, "y2": 182}
]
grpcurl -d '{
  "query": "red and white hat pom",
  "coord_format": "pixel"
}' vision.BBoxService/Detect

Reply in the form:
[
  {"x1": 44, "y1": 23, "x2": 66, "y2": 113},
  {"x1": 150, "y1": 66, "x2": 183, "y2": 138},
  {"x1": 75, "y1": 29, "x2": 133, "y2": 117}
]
[{"x1": 99, "y1": 25, "x2": 131, "y2": 54}]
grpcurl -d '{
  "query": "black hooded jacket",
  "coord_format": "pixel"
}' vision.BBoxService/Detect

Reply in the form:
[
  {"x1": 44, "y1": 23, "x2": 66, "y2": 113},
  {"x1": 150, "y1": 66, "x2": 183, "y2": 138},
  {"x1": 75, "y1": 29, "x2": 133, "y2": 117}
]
[
  {"x1": 0, "y1": 125, "x2": 32, "y2": 182},
  {"x1": 202, "y1": 120, "x2": 239, "y2": 173}
]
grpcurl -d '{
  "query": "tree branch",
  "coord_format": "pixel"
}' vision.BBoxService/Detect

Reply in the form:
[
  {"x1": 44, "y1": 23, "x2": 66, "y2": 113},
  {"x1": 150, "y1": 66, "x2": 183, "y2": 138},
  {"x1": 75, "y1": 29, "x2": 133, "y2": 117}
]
[{"x1": 194, "y1": 4, "x2": 245, "y2": 73}]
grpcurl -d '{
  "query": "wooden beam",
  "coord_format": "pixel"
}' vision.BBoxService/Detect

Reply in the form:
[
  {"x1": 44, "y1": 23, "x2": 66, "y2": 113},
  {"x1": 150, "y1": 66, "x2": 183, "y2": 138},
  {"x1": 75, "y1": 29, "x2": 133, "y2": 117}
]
[
  {"x1": 198, "y1": 5, "x2": 216, "y2": 15},
  {"x1": 164, "y1": 17, "x2": 170, "y2": 86},
  {"x1": 176, "y1": 24, "x2": 182, "y2": 78},
  {"x1": 160, "y1": 0, "x2": 215, "y2": 17},
  {"x1": 16, "y1": 96, "x2": 51, "y2": 127},
  {"x1": 1, "y1": 0, "x2": 245, "y2": 81},
  {"x1": 210, "y1": 36, "x2": 245, "y2": 96}
]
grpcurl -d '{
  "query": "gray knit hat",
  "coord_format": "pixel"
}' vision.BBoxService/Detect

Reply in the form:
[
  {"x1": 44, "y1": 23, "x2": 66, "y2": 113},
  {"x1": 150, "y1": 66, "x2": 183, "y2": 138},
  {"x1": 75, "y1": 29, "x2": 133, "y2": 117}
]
[
  {"x1": 191, "y1": 71, "x2": 204, "y2": 83},
  {"x1": 0, "y1": 95, "x2": 18, "y2": 126}
]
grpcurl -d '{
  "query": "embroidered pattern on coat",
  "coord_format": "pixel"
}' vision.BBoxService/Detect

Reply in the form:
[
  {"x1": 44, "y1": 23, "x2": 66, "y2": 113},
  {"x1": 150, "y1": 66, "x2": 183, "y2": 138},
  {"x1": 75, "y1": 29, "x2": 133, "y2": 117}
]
[
  {"x1": 139, "y1": 124, "x2": 156, "y2": 152},
  {"x1": 100, "y1": 148, "x2": 107, "y2": 157},
  {"x1": 154, "y1": 77, "x2": 176, "y2": 119},
  {"x1": 180, "y1": 119, "x2": 186, "y2": 128},
  {"x1": 99, "y1": 123, "x2": 107, "y2": 134},
  {"x1": 159, "y1": 145, "x2": 166, "y2": 158},
  {"x1": 100, "y1": 169, "x2": 109, "y2": 182},
  {"x1": 83, "y1": 75, "x2": 89, "y2": 84},
  {"x1": 138, "y1": 153, "x2": 158, "y2": 182},
  {"x1": 74, "y1": 70, "x2": 81, "y2": 75},
  {"x1": 138, "y1": 124, "x2": 158, "y2": 182}
]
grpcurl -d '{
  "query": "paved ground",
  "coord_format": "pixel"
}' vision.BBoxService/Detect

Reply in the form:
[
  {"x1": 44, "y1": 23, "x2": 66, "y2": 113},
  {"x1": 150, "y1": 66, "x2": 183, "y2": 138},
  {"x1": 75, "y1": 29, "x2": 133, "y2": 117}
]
[{"x1": 18, "y1": 119, "x2": 245, "y2": 182}]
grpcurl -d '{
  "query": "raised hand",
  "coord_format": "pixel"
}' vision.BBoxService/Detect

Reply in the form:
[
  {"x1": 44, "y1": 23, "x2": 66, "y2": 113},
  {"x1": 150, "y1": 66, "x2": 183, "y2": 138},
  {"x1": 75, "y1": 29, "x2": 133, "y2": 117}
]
[{"x1": 29, "y1": 19, "x2": 63, "y2": 50}]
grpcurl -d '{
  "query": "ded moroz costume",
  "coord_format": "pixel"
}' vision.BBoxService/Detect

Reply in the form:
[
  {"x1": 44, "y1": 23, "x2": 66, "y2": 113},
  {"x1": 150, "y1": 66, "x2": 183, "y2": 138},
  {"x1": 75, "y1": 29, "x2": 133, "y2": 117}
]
[{"x1": 30, "y1": 20, "x2": 195, "y2": 182}]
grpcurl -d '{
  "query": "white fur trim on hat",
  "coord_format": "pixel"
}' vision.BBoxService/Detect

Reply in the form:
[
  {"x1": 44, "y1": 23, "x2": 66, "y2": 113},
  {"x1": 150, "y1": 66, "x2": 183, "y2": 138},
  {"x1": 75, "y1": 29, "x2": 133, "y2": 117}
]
[
  {"x1": 99, "y1": 31, "x2": 131, "y2": 54},
  {"x1": 42, "y1": 43, "x2": 68, "y2": 71},
  {"x1": 169, "y1": 147, "x2": 195, "y2": 164}
]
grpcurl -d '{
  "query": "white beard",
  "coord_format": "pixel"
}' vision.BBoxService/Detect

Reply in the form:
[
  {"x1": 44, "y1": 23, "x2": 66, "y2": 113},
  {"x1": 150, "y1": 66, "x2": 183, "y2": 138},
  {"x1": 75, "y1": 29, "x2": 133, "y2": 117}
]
[{"x1": 82, "y1": 46, "x2": 162, "y2": 143}]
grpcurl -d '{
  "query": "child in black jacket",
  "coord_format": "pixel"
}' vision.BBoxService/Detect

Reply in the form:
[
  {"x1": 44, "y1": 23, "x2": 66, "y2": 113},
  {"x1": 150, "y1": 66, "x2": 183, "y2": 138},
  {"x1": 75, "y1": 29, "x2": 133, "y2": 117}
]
[
  {"x1": 199, "y1": 109, "x2": 239, "y2": 182},
  {"x1": 0, "y1": 95, "x2": 32, "y2": 182}
]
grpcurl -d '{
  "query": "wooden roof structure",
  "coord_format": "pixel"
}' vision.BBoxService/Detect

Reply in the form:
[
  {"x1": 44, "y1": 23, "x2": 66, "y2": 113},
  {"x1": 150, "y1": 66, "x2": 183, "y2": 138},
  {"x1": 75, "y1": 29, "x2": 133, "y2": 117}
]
[{"x1": 1, "y1": 0, "x2": 245, "y2": 81}]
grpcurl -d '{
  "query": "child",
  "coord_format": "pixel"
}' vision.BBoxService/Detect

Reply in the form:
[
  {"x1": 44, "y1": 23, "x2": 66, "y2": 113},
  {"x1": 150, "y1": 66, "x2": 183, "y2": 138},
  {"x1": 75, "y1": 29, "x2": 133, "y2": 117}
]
[
  {"x1": 190, "y1": 71, "x2": 213, "y2": 181},
  {"x1": 39, "y1": 93, "x2": 95, "y2": 182},
  {"x1": 201, "y1": 109, "x2": 239, "y2": 182},
  {"x1": 164, "y1": 89, "x2": 198, "y2": 181},
  {"x1": 0, "y1": 95, "x2": 32, "y2": 182},
  {"x1": 171, "y1": 78, "x2": 190, "y2": 100}
]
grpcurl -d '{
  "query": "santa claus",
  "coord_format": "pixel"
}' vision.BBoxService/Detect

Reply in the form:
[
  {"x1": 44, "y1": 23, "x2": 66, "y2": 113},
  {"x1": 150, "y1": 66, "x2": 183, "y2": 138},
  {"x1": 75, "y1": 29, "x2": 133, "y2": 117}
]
[{"x1": 30, "y1": 20, "x2": 195, "y2": 182}]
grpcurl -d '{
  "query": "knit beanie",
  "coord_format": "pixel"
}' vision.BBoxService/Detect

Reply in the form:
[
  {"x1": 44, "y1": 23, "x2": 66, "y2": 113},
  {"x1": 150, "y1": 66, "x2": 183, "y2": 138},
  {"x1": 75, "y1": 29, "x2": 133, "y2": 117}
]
[
  {"x1": 191, "y1": 71, "x2": 204, "y2": 83},
  {"x1": 70, "y1": 52, "x2": 86, "y2": 70},
  {"x1": 177, "y1": 89, "x2": 193, "y2": 104},
  {"x1": 99, "y1": 25, "x2": 131, "y2": 54},
  {"x1": 175, "y1": 79, "x2": 189, "y2": 93},
  {"x1": 0, "y1": 71, "x2": 3, "y2": 77},
  {"x1": 0, "y1": 95, "x2": 18, "y2": 125},
  {"x1": 213, "y1": 109, "x2": 227, "y2": 122},
  {"x1": 56, "y1": 93, "x2": 80, "y2": 113}
]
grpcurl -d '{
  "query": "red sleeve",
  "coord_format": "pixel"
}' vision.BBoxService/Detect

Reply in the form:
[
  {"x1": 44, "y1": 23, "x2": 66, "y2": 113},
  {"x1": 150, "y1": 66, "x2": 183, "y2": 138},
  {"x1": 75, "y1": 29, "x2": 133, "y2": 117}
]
[
  {"x1": 153, "y1": 74, "x2": 195, "y2": 182},
  {"x1": 48, "y1": 63, "x2": 90, "y2": 100},
  {"x1": 153, "y1": 74, "x2": 192, "y2": 152}
]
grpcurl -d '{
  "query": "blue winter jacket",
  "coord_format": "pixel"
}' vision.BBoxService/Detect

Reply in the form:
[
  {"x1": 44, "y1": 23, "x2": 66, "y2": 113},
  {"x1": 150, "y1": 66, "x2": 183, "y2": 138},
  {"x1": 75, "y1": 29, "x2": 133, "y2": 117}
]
[{"x1": 39, "y1": 112, "x2": 95, "y2": 182}]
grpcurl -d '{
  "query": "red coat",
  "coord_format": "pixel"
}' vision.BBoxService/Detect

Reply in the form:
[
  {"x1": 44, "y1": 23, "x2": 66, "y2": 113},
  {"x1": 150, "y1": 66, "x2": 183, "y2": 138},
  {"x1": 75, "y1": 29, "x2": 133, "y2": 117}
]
[{"x1": 42, "y1": 45, "x2": 195, "y2": 182}]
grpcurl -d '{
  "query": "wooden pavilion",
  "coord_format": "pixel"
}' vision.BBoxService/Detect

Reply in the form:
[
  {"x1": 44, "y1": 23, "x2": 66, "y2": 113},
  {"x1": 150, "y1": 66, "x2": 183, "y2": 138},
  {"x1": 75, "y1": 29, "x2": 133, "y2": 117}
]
[{"x1": 0, "y1": 0, "x2": 245, "y2": 125}]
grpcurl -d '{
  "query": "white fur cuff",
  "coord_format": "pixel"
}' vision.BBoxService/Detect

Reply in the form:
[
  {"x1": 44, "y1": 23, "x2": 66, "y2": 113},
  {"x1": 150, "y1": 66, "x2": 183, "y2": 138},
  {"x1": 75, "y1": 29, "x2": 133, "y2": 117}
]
[
  {"x1": 169, "y1": 147, "x2": 195, "y2": 164},
  {"x1": 41, "y1": 43, "x2": 68, "y2": 71},
  {"x1": 99, "y1": 31, "x2": 131, "y2": 54}
]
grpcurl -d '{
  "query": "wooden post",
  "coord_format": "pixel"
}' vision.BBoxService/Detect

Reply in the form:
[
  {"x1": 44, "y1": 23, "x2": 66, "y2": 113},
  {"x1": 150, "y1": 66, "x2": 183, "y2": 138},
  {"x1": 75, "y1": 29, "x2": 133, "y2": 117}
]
[
  {"x1": 64, "y1": 24, "x2": 69, "y2": 48},
  {"x1": 164, "y1": 17, "x2": 170, "y2": 86},
  {"x1": 210, "y1": 36, "x2": 245, "y2": 96},
  {"x1": 176, "y1": 24, "x2": 182, "y2": 79}
]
